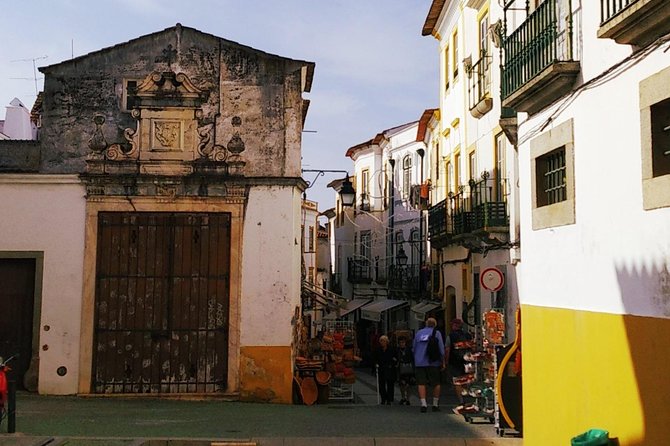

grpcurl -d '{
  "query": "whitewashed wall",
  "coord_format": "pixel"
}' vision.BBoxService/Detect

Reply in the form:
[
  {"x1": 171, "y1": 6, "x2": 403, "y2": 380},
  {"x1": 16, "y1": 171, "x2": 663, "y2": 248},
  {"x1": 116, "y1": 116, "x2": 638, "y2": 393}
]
[
  {"x1": 240, "y1": 185, "x2": 302, "y2": 345},
  {"x1": 0, "y1": 175, "x2": 86, "y2": 394},
  {"x1": 516, "y1": 24, "x2": 670, "y2": 318}
]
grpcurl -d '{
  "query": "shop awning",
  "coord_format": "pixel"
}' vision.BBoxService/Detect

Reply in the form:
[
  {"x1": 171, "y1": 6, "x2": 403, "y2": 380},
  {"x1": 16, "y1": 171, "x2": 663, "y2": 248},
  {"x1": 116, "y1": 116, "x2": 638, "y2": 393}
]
[
  {"x1": 361, "y1": 299, "x2": 408, "y2": 322},
  {"x1": 340, "y1": 298, "x2": 372, "y2": 316},
  {"x1": 322, "y1": 298, "x2": 371, "y2": 320},
  {"x1": 411, "y1": 301, "x2": 442, "y2": 314},
  {"x1": 411, "y1": 301, "x2": 442, "y2": 320}
]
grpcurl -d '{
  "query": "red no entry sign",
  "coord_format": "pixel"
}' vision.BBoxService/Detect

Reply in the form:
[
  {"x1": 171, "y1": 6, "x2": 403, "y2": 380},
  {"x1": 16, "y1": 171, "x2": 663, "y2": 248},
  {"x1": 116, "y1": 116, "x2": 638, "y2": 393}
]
[{"x1": 480, "y1": 267, "x2": 504, "y2": 292}]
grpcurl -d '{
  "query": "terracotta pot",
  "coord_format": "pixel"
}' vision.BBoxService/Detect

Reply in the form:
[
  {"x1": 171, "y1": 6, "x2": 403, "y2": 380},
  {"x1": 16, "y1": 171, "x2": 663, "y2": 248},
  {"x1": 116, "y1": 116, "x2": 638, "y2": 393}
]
[{"x1": 301, "y1": 377, "x2": 318, "y2": 406}]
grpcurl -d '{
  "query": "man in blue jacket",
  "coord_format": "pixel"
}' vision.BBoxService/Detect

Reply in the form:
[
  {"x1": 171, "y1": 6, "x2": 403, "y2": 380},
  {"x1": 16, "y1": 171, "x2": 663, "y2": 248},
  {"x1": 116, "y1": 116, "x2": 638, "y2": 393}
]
[{"x1": 413, "y1": 317, "x2": 445, "y2": 412}]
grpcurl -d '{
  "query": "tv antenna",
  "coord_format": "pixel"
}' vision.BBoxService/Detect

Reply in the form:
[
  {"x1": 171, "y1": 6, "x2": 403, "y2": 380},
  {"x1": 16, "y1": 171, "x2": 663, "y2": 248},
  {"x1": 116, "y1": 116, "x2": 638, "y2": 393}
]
[{"x1": 10, "y1": 55, "x2": 48, "y2": 96}]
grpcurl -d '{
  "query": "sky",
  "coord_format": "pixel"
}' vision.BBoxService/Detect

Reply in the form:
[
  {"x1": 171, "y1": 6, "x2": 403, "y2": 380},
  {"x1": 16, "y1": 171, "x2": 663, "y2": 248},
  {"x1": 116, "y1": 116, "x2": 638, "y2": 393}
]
[{"x1": 0, "y1": 0, "x2": 438, "y2": 209}]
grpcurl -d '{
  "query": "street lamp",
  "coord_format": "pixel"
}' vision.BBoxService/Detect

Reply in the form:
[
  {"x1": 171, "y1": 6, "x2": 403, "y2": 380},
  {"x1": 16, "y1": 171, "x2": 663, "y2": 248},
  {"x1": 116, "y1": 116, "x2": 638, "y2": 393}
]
[
  {"x1": 302, "y1": 169, "x2": 356, "y2": 207},
  {"x1": 339, "y1": 176, "x2": 356, "y2": 207},
  {"x1": 396, "y1": 246, "x2": 408, "y2": 266}
]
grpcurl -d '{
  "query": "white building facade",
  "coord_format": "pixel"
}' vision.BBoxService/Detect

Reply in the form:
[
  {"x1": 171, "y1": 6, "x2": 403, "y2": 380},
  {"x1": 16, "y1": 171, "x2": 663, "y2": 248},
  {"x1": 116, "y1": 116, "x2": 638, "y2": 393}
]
[
  {"x1": 501, "y1": 0, "x2": 670, "y2": 443},
  {"x1": 330, "y1": 121, "x2": 437, "y2": 348},
  {"x1": 423, "y1": 0, "x2": 520, "y2": 336}
]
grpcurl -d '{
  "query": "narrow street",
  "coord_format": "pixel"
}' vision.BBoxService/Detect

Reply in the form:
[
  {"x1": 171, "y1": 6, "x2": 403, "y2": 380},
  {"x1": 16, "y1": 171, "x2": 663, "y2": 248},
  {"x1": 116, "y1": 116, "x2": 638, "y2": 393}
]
[{"x1": 0, "y1": 369, "x2": 521, "y2": 445}]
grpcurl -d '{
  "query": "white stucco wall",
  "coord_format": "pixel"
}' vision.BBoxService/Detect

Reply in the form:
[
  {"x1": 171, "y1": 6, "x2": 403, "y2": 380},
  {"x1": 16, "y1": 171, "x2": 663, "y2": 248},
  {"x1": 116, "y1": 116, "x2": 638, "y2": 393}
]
[
  {"x1": 0, "y1": 175, "x2": 86, "y2": 394},
  {"x1": 240, "y1": 185, "x2": 302, "y2": 346},
  {"x1": 516, "y1": 33, "x2": 670, "y2": 318}
]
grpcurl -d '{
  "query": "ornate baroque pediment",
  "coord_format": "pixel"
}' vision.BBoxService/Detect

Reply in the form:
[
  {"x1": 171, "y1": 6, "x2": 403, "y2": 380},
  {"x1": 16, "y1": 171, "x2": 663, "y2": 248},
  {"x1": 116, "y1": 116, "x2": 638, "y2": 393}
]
[
  {"x1": 86, "y1": 71, "x2": 246, "y2": 179},
  {"x1": 135, "y1": 72, "x2": 205, "y2": 107}
]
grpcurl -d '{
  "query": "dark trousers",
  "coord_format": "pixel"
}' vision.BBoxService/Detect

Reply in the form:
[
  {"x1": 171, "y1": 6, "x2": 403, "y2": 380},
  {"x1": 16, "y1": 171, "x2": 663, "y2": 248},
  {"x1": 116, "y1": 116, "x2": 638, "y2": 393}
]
[{"x1": 379, "y1": 369, "x2": 396, "y2": 403}]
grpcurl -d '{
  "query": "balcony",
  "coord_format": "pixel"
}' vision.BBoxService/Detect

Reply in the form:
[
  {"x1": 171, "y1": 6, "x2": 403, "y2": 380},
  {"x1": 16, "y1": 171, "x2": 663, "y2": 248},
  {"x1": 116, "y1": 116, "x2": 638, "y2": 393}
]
[
  {"x1": 374, "y1": 257, "x2": 387, "y2": 284},
  {"x1": 428, "y1": 198, "x2": 450, "y2": 245},
  {"x1": 502, "y1": 0, "x2": 580, "y2": 115},
  {"x1": 467, "y1": 51, "x2": 493, "y2": 118},
  {"x1": 427, "y1": 175, "x2": 509, "y2": 249},
  {"x1": 388, "y1": 264, "x2": 419, "y2": 293},
  {"x1": 598, "y1": 0, "x2": 670, "y2": 47},
  {"x1": 347, "y1": 258, "x2": 372, "y2": 284}
]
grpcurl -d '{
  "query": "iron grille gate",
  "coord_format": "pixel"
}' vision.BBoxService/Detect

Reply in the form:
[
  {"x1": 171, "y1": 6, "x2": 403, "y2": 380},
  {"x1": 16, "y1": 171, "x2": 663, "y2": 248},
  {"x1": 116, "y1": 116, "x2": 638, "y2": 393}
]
[{"x1": 93, "y1": 212, "x2": 230, "y2": 393}]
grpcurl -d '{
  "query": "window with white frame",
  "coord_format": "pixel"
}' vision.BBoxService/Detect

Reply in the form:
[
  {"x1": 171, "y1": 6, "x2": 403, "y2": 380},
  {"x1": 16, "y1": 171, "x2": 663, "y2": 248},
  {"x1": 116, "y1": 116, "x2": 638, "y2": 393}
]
[
  {"x1": 454, "y1": 152, "x2": 461, "y2": 188},
  {"x1": 395, "y1": 231, "x2": 404, "y2": 261},
  {"x1": 446, "y1": 160, "x2": 453, "y2": 194},
  {"x1": 445, "y1": 44, "x2": 450, "y2": 91},
  {"x1": 453, "y1": 30, "x2": 459, "y2": 79},
  {"x1": 480, "y1": 12, "x2": 490, "y2": 58},
  {"x1": 410, "y1": 229, "x2": 420, "y2": 266},
  {"x1": 495, "y1": 133, "x2": 507, "y2": 201},
  {"x1": 361, "y1": 169, "x2": 370, "y2": 210},
  {"x1": 479, "y1": 12, "x2": 491, "y2": 93},
  {"x1": 403, "y1": 155, "x2": 412, "y2": 199},
  {"x1": 360, "y1": 230, "x2": 371, "y2": 264},
  {"x1": 469, "y1": 150, "x2": 477, "y2": 181}
]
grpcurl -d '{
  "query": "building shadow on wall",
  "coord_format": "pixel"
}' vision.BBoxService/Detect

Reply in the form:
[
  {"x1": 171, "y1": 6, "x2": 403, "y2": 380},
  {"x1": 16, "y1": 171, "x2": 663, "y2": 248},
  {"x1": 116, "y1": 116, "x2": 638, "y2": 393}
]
[{"x1": 616, "y1": 260, "x2": 670, "y2": 445}]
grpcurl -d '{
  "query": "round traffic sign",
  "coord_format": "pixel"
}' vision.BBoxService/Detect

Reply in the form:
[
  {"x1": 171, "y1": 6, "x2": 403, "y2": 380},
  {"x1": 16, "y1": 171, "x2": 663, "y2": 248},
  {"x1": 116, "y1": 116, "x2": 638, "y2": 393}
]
[{"x1": 480, "y1": 267, "x2": 504, "y2": 292}]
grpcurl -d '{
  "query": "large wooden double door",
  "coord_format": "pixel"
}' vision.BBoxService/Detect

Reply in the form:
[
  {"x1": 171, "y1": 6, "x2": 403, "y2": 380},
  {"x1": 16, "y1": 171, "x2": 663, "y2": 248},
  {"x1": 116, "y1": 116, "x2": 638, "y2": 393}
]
[{"x1": 93, "y1": 212, "x2": 230, "y2": 393}]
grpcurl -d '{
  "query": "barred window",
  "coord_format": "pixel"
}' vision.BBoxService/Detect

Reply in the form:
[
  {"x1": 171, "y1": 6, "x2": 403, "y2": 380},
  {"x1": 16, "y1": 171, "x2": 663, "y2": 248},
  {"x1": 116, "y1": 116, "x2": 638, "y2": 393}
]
[
  {"x1": 537, "y1": 146, "x2": 566, "y2": 207},
  {"x1": 651, "y1": 97, "x2": 670, "y2": 178}
]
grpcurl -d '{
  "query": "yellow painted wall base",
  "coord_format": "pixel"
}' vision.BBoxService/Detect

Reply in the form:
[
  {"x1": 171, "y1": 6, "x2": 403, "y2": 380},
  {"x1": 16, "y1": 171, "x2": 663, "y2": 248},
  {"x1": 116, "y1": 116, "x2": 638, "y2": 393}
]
[
  {"x1": 522, "y1": 304, "x2": 670, "y2": 445},
  {"x1": 239, "y1": 346, "x2": 292, "y2": 404}
]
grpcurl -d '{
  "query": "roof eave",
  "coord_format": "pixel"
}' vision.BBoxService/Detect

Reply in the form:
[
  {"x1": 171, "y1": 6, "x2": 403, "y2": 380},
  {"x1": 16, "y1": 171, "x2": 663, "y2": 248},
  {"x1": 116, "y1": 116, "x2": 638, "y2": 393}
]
[{"x1": 422, "y1": 0, "x2": 447, "y2": 37}]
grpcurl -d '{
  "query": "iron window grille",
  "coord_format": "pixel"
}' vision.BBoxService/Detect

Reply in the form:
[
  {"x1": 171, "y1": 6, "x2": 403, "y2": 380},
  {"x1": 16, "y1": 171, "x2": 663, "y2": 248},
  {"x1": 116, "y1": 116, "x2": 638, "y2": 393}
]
[
  {"x1": 537, "y1": 146, "x2": 567, "y2": 207},
  {"x1": 651, "y1": 97, "x2": 670, "y2": 178}
]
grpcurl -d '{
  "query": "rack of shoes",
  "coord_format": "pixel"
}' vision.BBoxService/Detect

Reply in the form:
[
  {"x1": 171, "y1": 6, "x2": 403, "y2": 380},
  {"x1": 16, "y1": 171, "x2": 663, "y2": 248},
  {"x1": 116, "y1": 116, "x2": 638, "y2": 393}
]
[{"x1": 457, "y1": 327, "x2": 495, "y2": 424}]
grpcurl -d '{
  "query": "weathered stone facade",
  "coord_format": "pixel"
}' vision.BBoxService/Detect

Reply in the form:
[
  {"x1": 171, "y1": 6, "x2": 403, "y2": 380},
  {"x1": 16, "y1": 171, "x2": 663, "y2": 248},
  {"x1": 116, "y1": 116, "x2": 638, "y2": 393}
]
[{"x1": 0, "y1": 24, "x2": 313, "y2": 402}]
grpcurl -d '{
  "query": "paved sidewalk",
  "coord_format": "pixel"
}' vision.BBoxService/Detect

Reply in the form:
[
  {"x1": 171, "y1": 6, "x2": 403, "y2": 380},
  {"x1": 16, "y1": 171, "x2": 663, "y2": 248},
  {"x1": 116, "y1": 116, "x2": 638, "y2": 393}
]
[{"x1": 0, "y1": 370, "x2": 522, "y2": 445}]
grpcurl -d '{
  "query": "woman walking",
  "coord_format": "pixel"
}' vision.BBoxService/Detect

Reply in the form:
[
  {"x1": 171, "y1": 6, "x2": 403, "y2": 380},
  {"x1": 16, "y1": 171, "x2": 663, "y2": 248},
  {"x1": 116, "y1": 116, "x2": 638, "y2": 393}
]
[{"x1": 374, "y1": 335, "x2": 398, "y2": 405}]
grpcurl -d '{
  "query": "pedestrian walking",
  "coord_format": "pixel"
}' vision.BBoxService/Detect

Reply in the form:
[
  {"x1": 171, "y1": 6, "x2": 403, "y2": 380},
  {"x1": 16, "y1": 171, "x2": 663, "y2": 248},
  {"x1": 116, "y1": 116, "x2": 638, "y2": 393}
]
[
  {"x1": 413, "y1": 317, "x2": 445, "y2": 412},
  {"x1": 374, "y1": 335, "x2": 398, "y2": 405},
  {"x1": 445, "y1": 318, "x2": 473, "y2": 404}
]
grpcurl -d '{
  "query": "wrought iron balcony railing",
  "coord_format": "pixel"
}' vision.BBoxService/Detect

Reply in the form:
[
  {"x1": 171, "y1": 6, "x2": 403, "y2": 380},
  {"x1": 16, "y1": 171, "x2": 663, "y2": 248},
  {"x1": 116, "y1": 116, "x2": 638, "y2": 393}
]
[
  {"x1": 347, "y1": 257, "x2": 371, "y2": 283},
  {"x1": 470, "y1": 176, "x2": 509, "y2": 229},
  {"x1": 502, "y1": 0, "x2": 574, "y2": 100},
  {"x1": 598, "y1": 0, "x2": 670, "y2": 47},
  {"x1": 388, "y1": 264, "x2": 419, "y2": 292},
  {"x1": 428, "y1": 198, "x2": 450, "y2": 239},
  {"x1": 600, "y1": 0, "x2": 636, "y2": 24},
  {"x1": 427, "y1": 175, "x2": 509, "y2": 243}
]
